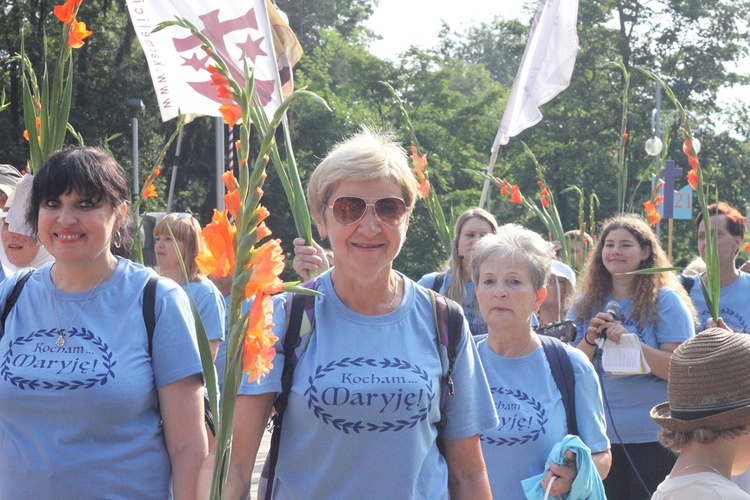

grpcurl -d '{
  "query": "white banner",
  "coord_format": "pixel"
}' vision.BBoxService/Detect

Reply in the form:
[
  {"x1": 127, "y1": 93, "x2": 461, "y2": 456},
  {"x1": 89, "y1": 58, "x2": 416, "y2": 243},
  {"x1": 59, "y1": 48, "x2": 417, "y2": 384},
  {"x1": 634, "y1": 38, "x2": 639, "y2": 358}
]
[
  {"x1": 125, "y1": 0, "x2": 300, "y2": 121},
  {"x1": 493, "y1": 0, "x2": 580, "y2": 150}
]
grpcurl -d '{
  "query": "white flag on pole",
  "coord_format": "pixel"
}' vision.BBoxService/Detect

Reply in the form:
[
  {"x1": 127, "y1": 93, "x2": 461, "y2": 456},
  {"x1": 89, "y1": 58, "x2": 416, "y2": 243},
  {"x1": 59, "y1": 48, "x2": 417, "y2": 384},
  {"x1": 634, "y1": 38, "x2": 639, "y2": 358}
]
[
  {"x1": 492, "y1": 0, "x2": 580, "y2": 151},
  {"x1": 125, "y1": 0, "x2": 301, "y2": 122}
]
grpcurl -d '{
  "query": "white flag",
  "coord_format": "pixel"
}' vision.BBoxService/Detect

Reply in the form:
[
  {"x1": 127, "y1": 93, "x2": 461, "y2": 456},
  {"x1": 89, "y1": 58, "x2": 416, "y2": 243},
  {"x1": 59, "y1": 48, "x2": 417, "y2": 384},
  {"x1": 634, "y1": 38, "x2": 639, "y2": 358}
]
[
  {"x1": 125, "y1": 0, "x2": 301, "y2": 122},
  {"x1": 492, "y1": 0, "x2": 580, "y2": 150}
]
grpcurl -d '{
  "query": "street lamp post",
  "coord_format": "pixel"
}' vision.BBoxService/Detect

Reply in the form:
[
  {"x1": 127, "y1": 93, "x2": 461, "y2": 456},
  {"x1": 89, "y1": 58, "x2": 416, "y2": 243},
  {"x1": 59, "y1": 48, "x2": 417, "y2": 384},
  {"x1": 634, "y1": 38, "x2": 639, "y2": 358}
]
[{"x1": 125, "y1": 98, "x2": 145, "y2": 225}]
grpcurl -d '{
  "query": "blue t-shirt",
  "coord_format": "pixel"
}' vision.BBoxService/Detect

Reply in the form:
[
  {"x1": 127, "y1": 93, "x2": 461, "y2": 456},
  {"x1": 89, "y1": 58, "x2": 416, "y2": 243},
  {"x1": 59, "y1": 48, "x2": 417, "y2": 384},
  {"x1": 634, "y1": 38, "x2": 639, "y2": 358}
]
[
  {"x1": 689, "y1": 271, "x2": 750, "y2": 333},
  {"x1": 240, "y1": 270, "x2": 499, "y2": 499},
  {"x1": 477, "y1": 339, "x2": 609, "y2": 499},
  {"x1": 569, "y1": 287, "x2": 694, "y2": 443},
  {"x1": 0, "y1": 258, "x2": 203, "y2": 498},
  {"x1": 418, "y1": 270, "x2": 487, "y2": 336},
  {"x1": 181, "y1": 278, "x2": 226, "y2": 342}
]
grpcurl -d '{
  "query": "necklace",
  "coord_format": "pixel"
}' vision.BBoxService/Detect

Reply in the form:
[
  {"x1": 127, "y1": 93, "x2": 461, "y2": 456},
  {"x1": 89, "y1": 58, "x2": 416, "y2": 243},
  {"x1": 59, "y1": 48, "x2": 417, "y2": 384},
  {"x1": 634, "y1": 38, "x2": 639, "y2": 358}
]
[
  {"x1": 52, "y1": 265, "x2": 111, "y2": 347},
  {"x1": 674, "y1": 463, "x2": 724, "y2": 478},
  {"x1": 382, "y1": 275, "x2": 399, "y2": 314},
  {"x1": 516, "y1": 334, "x2": 536, "y2": 357}
]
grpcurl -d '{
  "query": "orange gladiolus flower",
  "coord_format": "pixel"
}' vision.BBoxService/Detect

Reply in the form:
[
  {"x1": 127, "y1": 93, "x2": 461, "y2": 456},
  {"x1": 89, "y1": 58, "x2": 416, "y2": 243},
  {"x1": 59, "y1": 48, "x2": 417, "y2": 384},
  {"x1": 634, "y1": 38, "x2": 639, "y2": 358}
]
[
  {"x1": 417, "y1": 179, "x2": 430, "y2": 199},
  {"x1": 222, "y1": 170, "x2": 238, "y2": 191},
  {"x1": 243, "y1": 293, "x2": 278, "y2": 382},
  {"x1": 153, "y1": 165, "x2": 162, "y2": 178},
  {"x1": 688, "y1": 155, "x2": 700, "y2": 171},
  {"x1": 223, "y1": 189, "x2": 240, "y2": 219},
  {"x1": 510, "y1": 185, "x2": 523, "y2": 204},
  {"x1": 196, "y1": 209, "x2": 236, "y2": 278},
  {"x1": 244, "y1": 239, "x2": 285, "y2": 298},
  {"x1": 541, "y1": 197, "x2": 550, "y2": 208},
  {"x1": 687, "y1": 170, "x2": 699, "y2": 190},
  {"x1": 68, "y1": 19, "x2": 92, "y2": 49},
  {"x1": 255, "y1": 205, "x2": 270, "y2": 224},
  {"x1": 654, "y1": 195, "x2": 664, "y2": 206},
  {"x1": 207, "y1": 65, "x2": 230, "y2": 87},
  {"x1": 500, "y1": 186, "x2": 509, "y2": 196},
  {"x1": 682, "y1": 139, "x2": 693, "y2": 157},
  {"x1": 54, "y1": 0, "x2": 81, "y2": 24},
  {"x1": 644, "y1": 200, "x2": 656, "y2": 214},
  {"x1": 648, "y1": 210, "x2": 661, "y2": 226},
  {"x1": 410, "y1": 145, "x2": 427, "y2": 174},
  {"x1": 219, "y1": 103, "x2": 242, "y2": 127},
  {"x1": 142, "y1": 183, "x2": 157, "y2": 200},
  {"x1": 217, "y1": 85, "x2": 232, "y2": 100},
  {"x1": 744, "y1": 242, "x2": 750, "y2": 254},
  {"x1": 256, "y1": 221, "x2": 272, "y2": 241},
  {"x1": 23, "y1": 129, "x2": 30, "y2": 141}
]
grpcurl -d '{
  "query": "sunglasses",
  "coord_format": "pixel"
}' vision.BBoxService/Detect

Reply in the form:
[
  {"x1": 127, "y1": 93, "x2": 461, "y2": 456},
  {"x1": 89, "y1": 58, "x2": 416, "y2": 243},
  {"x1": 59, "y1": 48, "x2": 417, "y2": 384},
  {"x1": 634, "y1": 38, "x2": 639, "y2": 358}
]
[{"x1": 327, "y1": 196, "x2": 408, "y2": 227}]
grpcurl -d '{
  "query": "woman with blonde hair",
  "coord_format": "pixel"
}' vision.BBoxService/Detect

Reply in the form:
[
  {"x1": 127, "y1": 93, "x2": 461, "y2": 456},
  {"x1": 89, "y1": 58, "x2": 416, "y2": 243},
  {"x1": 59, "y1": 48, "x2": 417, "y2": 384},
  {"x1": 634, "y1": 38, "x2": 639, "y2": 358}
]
[
  {"x1": 208, "y1": 127, "x2": 498, "y2": 498},
  {"x1": 569, "y1": 213, "x2": 696, "y2": 499},
  {"x1": 419, "y1": 207, "x2": 499, "y2": 336},
  {"x1": 154, "y1": 213, "x2": 225, "y2": 359}
]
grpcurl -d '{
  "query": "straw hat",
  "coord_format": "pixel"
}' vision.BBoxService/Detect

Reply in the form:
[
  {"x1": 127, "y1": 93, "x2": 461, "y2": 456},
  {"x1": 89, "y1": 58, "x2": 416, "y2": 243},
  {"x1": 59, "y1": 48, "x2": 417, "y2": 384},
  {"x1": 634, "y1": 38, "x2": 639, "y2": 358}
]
[{"x1": 651, "y1": 328, "x2": 750, "y2": 432}]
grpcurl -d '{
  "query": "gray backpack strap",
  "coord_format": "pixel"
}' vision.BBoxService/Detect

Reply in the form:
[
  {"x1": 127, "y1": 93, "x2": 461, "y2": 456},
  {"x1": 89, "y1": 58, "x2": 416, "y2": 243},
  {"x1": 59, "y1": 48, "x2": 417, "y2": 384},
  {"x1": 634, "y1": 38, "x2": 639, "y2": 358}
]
[{"x1": 540, "y1": 335, "x2": 577, "y2": 435}]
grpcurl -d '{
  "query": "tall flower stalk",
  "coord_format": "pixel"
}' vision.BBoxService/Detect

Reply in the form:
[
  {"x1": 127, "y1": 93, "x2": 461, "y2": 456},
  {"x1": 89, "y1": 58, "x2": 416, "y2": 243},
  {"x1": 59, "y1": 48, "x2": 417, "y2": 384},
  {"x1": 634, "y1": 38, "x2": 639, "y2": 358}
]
[
  {"x1": 487, "y1": 142, "x2": 571, "y2": 265},
  {"x1": 382, "y1": 82, "x2": 452, "y2": 252},
  {"x1": 129, "y1": 115, "x2": 184, "y2": 265},
  {"x1": 634, "y1": 67, "x2": 720, "y2": 322},
  {"x1": 21, "y1": 0, "x2": 92, "y2": 173},
  {"x1": 154, "y1": 17, "x2": 326, "y2": 498},
  {"x1": 607, "y1": 61, "x2": 631, "y2": 214}
]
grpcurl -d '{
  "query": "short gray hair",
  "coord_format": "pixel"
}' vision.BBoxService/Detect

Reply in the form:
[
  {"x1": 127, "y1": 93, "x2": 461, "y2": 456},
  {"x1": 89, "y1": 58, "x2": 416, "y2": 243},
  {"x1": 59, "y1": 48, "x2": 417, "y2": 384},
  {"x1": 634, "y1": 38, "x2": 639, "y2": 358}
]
[{"x1": 471, "y1": 224, "x2": 555, "y2": 291}]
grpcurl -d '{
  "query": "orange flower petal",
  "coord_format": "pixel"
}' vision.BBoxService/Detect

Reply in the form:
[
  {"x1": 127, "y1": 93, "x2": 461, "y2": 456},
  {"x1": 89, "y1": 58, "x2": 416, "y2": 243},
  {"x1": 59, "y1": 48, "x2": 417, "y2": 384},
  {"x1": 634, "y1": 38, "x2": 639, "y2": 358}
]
[
  {"x1": 244, "y1": 239, "x2": 285, "y2": 298},
  {"x1": 510, "y1": 185, "x2": 523, "y2": 204},
  {"x1": 222, "y1": 170, "x2": 238, "y2": 191},
  {"x1": 687, "y1": 170, "x2": 699, "y2": 191},
  {"x1": 744, "y1": 242, "x2": 750, "y2": 254},
  {"x1": 256, "y1": 221, "x2": 272, "y2": 241},
  {"x1": 243, "y1": 293, "x2": 278, "y2": 382},
  {"x1": 207, "y1": 65, "x2": 230, "y2": 87},
  {"x1": 500, "y1": 187, "x2": 509, "y2": 196},
  {"x1": 219, "y1": 103, "x2": 242, "y2": 127},
  {"x1": 68, "y1": 19, "x2": 92, "y2": 49},
  {"x1": 196, "y1": 209, "x2": 236, "y2": 278},
  {"x1": 688, "y1": 155, "x2": 700, "y2": 171},
  {"x1": 643, "y1": 200, "x2": 656, "y2": 213},
  {"x1": 417, "y1": 179, "x2": 430, "y2": 199},
  {"x1": 649, "y1": 210, "x2": 661, "y2": 226},
  {"x1": 54, "y1": 0, "x2": 77, "y2": 24},
  {"x1": 541, "y1": 198, "x2": 550, "y2": 208},
  {"x1": 23, "y1": 130, "x2": 30, "y2": 141},
  {"x1": 654, "y1": 195, "x2": 664, "y2": 206},
  {"x1": 223, "y1": 189, "x2": 241, "y2": 219},
  {"x1": 153, "y1": 165, "x2": 162, "y2": 178},
  {"x1": 142, "y1": 183, "x2": 157, "y2": 200}
]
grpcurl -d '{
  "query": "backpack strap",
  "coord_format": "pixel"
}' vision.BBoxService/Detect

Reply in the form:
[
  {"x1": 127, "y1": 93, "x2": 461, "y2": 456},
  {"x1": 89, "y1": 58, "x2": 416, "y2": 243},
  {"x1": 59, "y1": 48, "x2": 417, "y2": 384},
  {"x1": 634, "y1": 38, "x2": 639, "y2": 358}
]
[
  {"x1": 677, "y1": 274, "x2": 695, "y2": 294},
  {"x1": 431, "y1": 272, "x2": 446, "y2": 293},
  {"x1": 429, "y1": 289, "x2": 463, "y2": 445},
  {"x1": 142, "y1": 275, "x2": 216, "y2": 436},
  {"x1": 0, "y1": 269, "x2": 35, "y2": 339},
  {"x1": 264, "y1": 278, "x2": 317, "y2": 500},
  {"x1": 142, "y1": 275, "x2": 160, "y2": 353},
  {"x1": 539, "y1": 335, "x2": 578, "y2": 436}
]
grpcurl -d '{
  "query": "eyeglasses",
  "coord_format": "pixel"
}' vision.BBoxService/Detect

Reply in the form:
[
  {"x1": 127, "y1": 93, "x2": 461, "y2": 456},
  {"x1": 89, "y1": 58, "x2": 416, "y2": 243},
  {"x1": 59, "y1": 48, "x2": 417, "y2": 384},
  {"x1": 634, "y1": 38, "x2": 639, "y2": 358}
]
[{"x1": 327, "y1": 196, "x2": 408, "y2": 227}]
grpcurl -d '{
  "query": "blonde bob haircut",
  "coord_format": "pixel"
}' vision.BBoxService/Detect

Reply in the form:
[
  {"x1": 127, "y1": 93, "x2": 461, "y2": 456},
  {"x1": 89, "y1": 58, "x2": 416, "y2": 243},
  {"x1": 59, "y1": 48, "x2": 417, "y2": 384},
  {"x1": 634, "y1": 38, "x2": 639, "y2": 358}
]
[
  {"x1": 153, "y1": 213, "x2": 205, "y2": 281},
  {"x1": 307, "y1": 127, "x2": 419, "y2": 224},
  {"x1": 471, "y1": 224, "x2": 555, "y2": 292}
]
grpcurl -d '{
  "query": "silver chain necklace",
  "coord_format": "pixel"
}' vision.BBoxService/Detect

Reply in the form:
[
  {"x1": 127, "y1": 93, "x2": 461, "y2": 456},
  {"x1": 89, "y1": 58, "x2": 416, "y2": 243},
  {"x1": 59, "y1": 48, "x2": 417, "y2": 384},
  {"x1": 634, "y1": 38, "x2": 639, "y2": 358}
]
[
  {"x1": 52, "y1": 266, "x2": 110, "y2": 347},
  {"x1": 674, "y1": 463, "x2": 724, "y2": 478},
  {"x1": 382, "y1": 275, "x2": 399, "y2": 314}
]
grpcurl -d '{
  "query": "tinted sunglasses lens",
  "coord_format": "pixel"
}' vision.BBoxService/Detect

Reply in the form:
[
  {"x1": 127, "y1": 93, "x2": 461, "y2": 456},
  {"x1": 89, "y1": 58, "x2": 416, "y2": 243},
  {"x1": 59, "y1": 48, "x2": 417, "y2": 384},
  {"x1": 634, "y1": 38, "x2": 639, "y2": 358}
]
[
  {"x1": 332, "y1": 197, "x2": 367, "y2": 224},
  {"x1": 374, "y1": 198, "x2": 407, "y2": 225}
]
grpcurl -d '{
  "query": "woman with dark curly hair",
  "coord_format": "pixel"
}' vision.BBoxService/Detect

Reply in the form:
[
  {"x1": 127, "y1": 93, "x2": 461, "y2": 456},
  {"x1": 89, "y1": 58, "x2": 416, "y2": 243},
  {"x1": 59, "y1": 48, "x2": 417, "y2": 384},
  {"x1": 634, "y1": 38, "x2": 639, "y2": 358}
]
[{"x1": 569, "y1": 214, "x2": 696, "y2": 500}]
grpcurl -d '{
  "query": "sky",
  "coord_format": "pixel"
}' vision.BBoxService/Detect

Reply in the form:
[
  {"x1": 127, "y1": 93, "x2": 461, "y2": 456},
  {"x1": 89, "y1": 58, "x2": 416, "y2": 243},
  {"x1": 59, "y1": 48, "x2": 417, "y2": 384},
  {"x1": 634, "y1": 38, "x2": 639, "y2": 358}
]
[{"x1": 365, "y1": 0, "x2": 531, "y2": 60}]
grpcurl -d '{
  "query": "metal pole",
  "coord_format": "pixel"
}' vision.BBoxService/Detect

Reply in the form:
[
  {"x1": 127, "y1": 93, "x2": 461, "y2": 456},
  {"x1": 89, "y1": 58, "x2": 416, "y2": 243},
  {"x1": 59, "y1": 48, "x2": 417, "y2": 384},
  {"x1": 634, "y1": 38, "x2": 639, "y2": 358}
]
[
  {"x1": 166, "y1": 124, "x2": 184, "y2": 213},
  {"x1": 132, "y1": 116, "x2": 140, "y2": 227}
]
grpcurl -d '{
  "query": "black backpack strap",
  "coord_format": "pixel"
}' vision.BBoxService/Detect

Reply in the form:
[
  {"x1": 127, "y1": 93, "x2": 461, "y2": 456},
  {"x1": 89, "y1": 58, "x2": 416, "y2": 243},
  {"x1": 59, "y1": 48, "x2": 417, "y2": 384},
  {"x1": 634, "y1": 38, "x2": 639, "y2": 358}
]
[
  {"x1": 142, "y1": 275, "x2": 160, "y2": 353},
  {"x1": 0, "y1": 269, "x2": 35, "y2": 339},
  {"x1": 677, "y1": 274, "x2": 695, "y2": 294},
  {"x1": 540, "y1": 335, "x2": 578, "y2": 436},
  {"x1": 431, "y1": 272, "x2": 446, "y2": 293},
  {"x1": 265, "y1": 279, "x2": 316, "y2": 500},
  {"x1": 432, "y1": 291, "x2": 463, "y2": 451}
]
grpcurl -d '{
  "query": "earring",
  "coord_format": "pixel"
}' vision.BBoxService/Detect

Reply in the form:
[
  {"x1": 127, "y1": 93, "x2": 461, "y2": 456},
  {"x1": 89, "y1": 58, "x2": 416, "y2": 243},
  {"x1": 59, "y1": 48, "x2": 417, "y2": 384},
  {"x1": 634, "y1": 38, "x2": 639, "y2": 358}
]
[{"x1": 113, "y1": 230, "x2": 122, "y2": 249}]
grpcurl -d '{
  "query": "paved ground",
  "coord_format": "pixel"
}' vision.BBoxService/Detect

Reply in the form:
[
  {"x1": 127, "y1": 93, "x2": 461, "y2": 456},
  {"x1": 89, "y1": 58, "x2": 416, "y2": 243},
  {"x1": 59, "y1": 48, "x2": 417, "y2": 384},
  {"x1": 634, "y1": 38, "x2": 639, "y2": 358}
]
[{"x1": 249, "y1": 428, "x2": 272, "y2": 499}]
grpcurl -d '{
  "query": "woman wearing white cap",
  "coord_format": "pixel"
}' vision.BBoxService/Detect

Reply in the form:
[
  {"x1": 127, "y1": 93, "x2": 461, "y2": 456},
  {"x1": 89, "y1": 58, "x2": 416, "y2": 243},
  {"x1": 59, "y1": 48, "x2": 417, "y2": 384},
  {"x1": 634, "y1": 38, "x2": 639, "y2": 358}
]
[
  {"x1": 651, "y1": 327, "x2": 750, "y2": 499},
  {"x1": 538, "y1": 260, "x2": 576, "y2": 326},
  {"x1": 0, "y1": 183, "x2": 54, "y2": 272}
]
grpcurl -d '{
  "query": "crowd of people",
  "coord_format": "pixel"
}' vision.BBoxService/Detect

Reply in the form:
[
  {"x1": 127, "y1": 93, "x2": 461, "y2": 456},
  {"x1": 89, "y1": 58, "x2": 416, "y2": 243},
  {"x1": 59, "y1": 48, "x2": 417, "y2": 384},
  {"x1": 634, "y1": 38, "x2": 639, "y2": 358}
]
[{"x1": 1, "y1": 130, "x2": 750, "y2": 499}]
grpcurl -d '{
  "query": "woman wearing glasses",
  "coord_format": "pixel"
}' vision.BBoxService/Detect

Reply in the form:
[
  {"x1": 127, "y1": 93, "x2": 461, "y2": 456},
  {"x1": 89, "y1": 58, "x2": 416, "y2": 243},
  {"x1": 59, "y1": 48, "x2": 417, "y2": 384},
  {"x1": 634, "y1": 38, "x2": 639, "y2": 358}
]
[{"x1": 216, "y1": 128, "x2": 498, "y2": 498}]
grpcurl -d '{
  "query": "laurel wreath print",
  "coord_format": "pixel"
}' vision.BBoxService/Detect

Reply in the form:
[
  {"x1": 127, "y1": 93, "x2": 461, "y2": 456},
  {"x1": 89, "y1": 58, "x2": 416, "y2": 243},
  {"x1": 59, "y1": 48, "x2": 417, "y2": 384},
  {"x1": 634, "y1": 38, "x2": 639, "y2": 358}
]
[
  {"x1": 304, "y1": 357, "x2": 435, "y2": 434},
  {"x1": 480, "y1": 386, "x2": 548, "y2": 447},
  {"x1": 1, "y1": 327, "x2": 117, "y2": 390}
]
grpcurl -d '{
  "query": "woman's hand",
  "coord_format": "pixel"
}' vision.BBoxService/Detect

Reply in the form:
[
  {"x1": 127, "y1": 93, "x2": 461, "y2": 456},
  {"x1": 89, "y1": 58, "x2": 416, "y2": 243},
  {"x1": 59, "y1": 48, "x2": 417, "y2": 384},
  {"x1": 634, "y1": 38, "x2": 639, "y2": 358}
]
[
  {"x1": 541, "y1": 450, "x2": 577, "y2": 497},
  {"x1": 707, "y1": 316, "x2": 731, "y2": 332},
  {"x1": 292, "y1": 238, "x2": 330, "y2": 280},
  {"x1": 585, "y1": 312, "x2": 624, "y2": 344}
]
